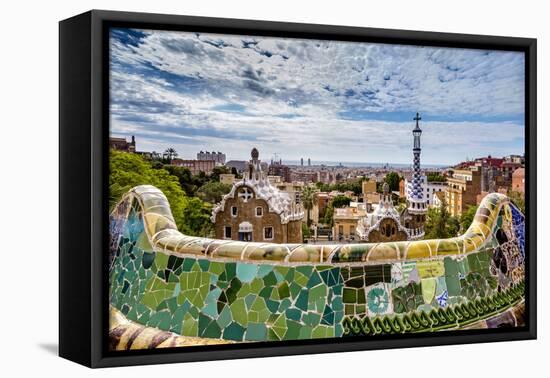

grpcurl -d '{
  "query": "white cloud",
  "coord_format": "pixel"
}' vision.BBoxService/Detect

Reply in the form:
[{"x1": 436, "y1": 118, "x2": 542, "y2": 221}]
[{"x1": 109, "y1": 28, "x2": 525, "y2": 165}]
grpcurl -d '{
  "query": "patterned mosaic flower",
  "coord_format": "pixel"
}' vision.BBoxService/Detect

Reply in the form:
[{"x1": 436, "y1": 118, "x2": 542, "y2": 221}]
[{"x1": 367, "y1": 286, "x2": 389, "y2": 314}]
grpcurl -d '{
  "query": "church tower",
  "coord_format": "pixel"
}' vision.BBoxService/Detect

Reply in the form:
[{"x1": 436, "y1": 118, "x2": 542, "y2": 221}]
[{"x1": 404, "y1": 113, "x2": 427, "y2": 239}]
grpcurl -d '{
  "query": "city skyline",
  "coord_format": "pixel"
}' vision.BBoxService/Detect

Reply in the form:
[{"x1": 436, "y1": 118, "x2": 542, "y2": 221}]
[{"x1": 109, "y1": 28, "x2": 525, "y2": 165}]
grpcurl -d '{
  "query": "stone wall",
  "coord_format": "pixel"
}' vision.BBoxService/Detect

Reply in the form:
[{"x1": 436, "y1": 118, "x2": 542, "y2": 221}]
[{"x1": 213, "y1": 195, "x2": 302, "y2": 243}]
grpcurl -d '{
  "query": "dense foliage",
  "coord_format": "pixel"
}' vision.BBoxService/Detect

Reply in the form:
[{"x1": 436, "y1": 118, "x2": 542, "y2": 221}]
[
  {"x1": 109, "y1": 150, "x2": 187, "y2": 226},
  {"x1": 301, "y1": 186, "x2": 316, "y2": 226},
  {"x1": 315, "y1": 178, "x2": 368, "y2": 195},
  {"x1": 197, "y1": 181, "x2": 233, "y2": 204},
  {"x1": 426, "y1": 172, "x2": 447, "y2": 182},
  {"x1": 460, "y1": 205, "x2": 478, "y2": 232},
  {"x1": 424, "y1": 196, "x2": 460, "y2": 239},
  {"x1": 384, "y1": 171, "x2": 401, "y2": 192},
  {"x1": 507, "y1": 190, "x2": 525, "y2": 213},
  {"x1": 109, "y1": 150, "x2": 219, "y2": 236},
  {"x1": 320, "y1": 194, "x2": 352, "y2": 227},
  {"x1": 331, "y1": 194, "x2": 352, "y2": 208}
]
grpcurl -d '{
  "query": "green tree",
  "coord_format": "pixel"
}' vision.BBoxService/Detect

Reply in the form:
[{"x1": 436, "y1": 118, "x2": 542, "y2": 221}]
[
  {"x1": 323, "y1": 203, "x2": 335, "y2": 227},
  {"x1": 508, "y1": 190, "x2": 525, "y2": 213},
  {"x1": 109, "y1": 150, "x2": 216, "y2": 237},
  {"x1": 197, "y1": 181, "x2": 232, "y2": 204},
  {"x1": 384, "y1": 171, "x2": 401, "y2": 192},
  {"x1": 230, "y1": 167, "x2": 242, "y2": 179},
  {"x1": 425, "y1": 196, "x2": 459, "y2": 239},
  {"x1": 321, "y1": 195, "x2": 351, "y2": 227},
  {"x1": 302, "y1": 223, "x2": 312, "y2": 240},
  {"x1": 301, "y1": 186, "x2": 316, "y2": 226},
  {"x1": 163, "y1": 147, "x2": 178, "y2": 163},
  {"x1": 163, "y1": 165, "x2": 197, "y2": 196},
  {"x1": 313, "y1": 177, "x2": 367, "y2": 195},
  {"x1": 192, "y1": 171, "x2": 209, "y2": 189},
  {"x1": 460, "y1": 205, "x2": 478, "y2": 232},
  {"x1": 181, "y1": 197, "x2": 214, "y2": 237},
  {"x1": 210, "y1": 166, "x2": 231, "y2": 182},
  {"x1": 427, "y1": 172, "x2": 446, "y2": 182},
  {"x1": 331, "y1": 194, "x2": 352, "y2": 208},
  {"x1": 109, "y1": 150, "x2": 187, "y2": 229}
]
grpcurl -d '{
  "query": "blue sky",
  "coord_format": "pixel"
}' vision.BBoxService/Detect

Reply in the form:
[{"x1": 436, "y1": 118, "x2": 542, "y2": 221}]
[{"x1": 109, "y1": 28, "x2": 525, "y2": 165}]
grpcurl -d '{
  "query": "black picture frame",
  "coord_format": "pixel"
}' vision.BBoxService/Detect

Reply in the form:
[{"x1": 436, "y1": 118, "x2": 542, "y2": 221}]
[{"x1": 59, "y1": 9, "x2": 537, "y2": 368}]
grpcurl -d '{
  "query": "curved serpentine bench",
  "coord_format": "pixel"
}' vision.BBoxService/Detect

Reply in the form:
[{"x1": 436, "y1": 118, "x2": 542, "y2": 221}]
[{"x1": 109, "y1": 185, "x2": 525, "y2": 347}]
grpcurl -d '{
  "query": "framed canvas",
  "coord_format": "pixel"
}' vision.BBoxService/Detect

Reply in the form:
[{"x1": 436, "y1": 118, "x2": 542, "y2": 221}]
[{"x1": 59, "y1": 10, "x2": 537, "y2": 368}]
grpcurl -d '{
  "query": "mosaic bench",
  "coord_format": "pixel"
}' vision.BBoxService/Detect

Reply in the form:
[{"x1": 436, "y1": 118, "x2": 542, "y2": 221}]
[{"x1": 109, "y1": 185, "x2": 525, "y2": 349}]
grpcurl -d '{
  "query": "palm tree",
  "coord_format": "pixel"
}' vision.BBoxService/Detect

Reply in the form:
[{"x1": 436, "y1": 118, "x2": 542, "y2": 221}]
[
  {"x1": 301, "y1": 185, "x2": 316, "y2": 227},
  {"x1": 151, "y1": 151, "x2": 161, "y2": 160},
  {"x1": 163, "y1": 148, "x2": 178, "y2": 163}
]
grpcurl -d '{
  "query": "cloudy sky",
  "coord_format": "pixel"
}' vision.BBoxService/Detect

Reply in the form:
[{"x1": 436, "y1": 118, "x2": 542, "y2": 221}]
[{"x1": 109, "y1": 28, "x2": 525, "y2": 165}]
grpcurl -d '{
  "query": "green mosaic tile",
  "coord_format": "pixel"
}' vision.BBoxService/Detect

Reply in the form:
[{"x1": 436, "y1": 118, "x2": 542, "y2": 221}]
[
  {"x1": 230, "y1": 298, "x2": 248, "y2": 327},
  {"x1": 244, "y1": 322, "x2": 267, "y2": 341},
  {"x1": 223, "y1": 322, "x2": 245, "y2": 341},
  {"x1": 216, "y1": 305, "x2": 232, "y2": 328},
  {"x1": 295, "y1": 289, "x2": 309, "y2": 311},
  {"x1": 236, "y1": 263, "x2": 258, "y2": 283},
  {"x1": 343, "y1": 288, "x2": 356, "y2": 303}
]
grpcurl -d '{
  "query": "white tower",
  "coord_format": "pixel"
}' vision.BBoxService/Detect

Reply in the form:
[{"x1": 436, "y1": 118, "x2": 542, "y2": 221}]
[{"x1": 406, "y1": 112, "x2": 427, "y2": 239}]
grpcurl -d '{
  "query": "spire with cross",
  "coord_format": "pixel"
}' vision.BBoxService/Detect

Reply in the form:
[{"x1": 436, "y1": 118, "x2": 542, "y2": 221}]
[
  {"x1": 413, "y1": 112, "x2": 421, "y2": 126},
  {"x1": 409, "y1": 112, "x2": 426, "y2": 206}
]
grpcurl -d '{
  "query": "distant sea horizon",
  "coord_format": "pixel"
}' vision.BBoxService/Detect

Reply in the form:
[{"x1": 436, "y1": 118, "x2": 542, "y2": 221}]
[{"x1": 277, "y1": 160, "x2": 450, "y2": 169}]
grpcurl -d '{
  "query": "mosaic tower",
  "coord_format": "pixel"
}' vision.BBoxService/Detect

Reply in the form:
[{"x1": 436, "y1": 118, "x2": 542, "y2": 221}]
[{"x1": 405, "y1": 112, "x2": 427, "y2": 239}]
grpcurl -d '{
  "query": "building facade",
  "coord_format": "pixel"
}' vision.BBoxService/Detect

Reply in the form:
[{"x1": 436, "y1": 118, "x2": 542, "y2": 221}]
[
  {"x1": 172, "y1": 159, "x2": 216, "y2": 175},
  {"x1": 197, "y1": 151, "x2": 226, "y2": 164},
  {"x1": 332, "y1": 203, "x2": 366, "y2": 241},
  {"x1": 110, "y1": 136, "x2": 136, "y2": 152},
  {"x1": 512, "y1": 167, "x2": 525, "y2": 193},
  {"x1": 212, "y1": 148, "x2": 304, "y2": 243},
  {"x1": 446, "y1": 167, "x2": 482, "y2": 216},
  {"x1": 356, "y1": 183, "x2": 409, "y2": 242},
  {"x1": 268, "y1": 161, "x2": 292, "y2": 182}
]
